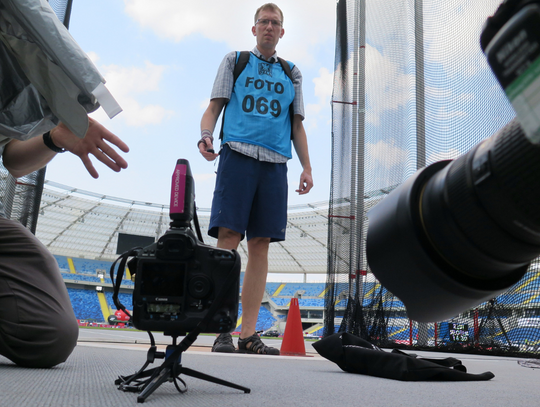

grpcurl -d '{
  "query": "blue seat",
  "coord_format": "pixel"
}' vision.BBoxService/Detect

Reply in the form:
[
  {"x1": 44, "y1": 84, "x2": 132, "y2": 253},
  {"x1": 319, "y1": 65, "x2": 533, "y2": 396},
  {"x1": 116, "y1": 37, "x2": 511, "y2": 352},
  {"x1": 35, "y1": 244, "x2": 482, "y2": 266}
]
[{"x1": 67, "y1": 288, "x2": 103, "y2": 321}]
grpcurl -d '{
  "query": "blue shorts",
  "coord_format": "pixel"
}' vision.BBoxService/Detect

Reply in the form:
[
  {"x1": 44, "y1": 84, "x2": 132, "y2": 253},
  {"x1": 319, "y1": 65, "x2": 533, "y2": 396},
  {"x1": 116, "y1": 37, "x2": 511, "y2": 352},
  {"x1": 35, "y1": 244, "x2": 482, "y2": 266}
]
[{"x1": 208, "y1": 145, "x2": 288, "y2": 242}]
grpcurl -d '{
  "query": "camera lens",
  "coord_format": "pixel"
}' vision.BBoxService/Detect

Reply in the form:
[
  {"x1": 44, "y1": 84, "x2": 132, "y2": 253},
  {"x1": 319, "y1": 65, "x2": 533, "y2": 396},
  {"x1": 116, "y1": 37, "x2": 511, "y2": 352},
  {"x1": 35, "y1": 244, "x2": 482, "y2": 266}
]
[
  {"x1": 421, "y1": 119, "x2": 540, "y2": 281},
  {"x1": 188, "y1": 275, "x2": 212, "y2": 299},
  {"x1": 366, "y1": 118, "x2": 540, "y2": 322},
  {"x1": 420, "y1": 121, "x2": 540, "y2": 280}
]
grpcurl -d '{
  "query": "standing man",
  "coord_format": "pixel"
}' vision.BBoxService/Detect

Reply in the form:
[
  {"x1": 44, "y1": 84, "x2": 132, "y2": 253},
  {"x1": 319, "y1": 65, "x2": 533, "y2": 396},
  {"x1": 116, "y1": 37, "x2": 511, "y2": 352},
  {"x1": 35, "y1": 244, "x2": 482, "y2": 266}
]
[{"x1": 198, "y1": 3, "x2": 313, "y2": 355}]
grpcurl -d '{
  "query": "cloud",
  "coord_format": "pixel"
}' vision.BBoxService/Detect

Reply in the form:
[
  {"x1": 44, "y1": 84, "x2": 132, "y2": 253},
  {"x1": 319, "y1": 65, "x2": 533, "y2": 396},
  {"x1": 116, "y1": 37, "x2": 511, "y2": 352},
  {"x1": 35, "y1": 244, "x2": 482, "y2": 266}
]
[
  {"x1": 366, "y1": 0, "x2": 500, "y2": 78},
  {"x1": 313, "y1": 67, "x2": 334, "y2": 103},
  {"x1": 364, "y1": 44, "x2": 414, "y2": 125},
  {"x1": 367, "y1": 140, "x2": 409, "y2": 169},
  {"x1": 123, "y1": 0, "x2": 336, "y2": 66},
  {"x1": 90, "y1": 60, "x2": 174, "y2": 126},
  {"x1": 199, "y1": 98, "x2": 210, "y2": 110},
  {"x1": 193, "y1": 173, "x2": 216, "y2": 208},
  {"x1": 305, "y1": 67, "x2": 333, "y2": 130},
  {"x1": 330, "y1": 43, "x2": 413, "y2": 127},
  {"x1": 422, "y1": 1, "x2": 501, "y2": 76},
  {"x1": 86, "y1": 51, "x2": 100, "y2": 64},
  {"x1": 193, "y1": 173, "x2": 216, "y2": 183},
  {"x1": 427, "y1": 148, "x2": 461, "y2": 163}
]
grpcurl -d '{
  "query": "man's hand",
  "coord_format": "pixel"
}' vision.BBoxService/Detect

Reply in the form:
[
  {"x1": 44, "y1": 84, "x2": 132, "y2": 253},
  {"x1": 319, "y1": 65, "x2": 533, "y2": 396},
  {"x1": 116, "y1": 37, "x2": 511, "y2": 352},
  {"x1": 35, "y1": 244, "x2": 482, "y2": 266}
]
[
  {"x1": 198, "y1": 138, "x2": 219, "y2": 161},
  {"x1": 51, "y1": 117, "x2": 129, "y2": 178},
  {"x1": 296, "y1": 170, "x2": 313, "y2": 195}
]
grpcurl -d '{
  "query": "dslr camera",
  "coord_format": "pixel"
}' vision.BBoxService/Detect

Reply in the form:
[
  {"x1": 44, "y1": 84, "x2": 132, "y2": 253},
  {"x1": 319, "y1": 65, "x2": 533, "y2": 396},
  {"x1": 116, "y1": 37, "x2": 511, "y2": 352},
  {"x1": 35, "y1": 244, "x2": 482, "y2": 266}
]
[
  {"x1": 366, "y1": 0, "x2": 540, "y2": 322},
  {"x1": 127, "y1": 159, "x2": 241, "y2": 334}
]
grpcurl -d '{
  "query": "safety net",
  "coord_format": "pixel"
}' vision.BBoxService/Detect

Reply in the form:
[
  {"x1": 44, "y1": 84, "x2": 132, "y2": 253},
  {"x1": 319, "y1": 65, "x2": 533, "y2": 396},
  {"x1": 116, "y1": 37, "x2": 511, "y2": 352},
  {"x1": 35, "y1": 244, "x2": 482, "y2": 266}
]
[{"x1": 325, "y1": 0, "x2": 540, "y2": 357}]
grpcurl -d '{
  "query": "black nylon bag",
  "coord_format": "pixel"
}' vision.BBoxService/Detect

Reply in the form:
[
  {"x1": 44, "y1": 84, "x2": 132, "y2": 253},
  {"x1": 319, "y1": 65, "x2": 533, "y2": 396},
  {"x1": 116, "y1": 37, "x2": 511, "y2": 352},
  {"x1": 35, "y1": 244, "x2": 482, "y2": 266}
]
[{"x1": 312, "y1": 332, "x2": 494, "y2": 381}]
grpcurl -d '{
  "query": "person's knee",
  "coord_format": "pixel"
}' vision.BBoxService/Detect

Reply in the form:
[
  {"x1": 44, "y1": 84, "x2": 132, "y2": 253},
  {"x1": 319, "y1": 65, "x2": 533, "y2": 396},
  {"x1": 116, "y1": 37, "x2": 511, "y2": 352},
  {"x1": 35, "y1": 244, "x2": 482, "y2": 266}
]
[
  {"x1": 45, "y1": 316, "x2": 79, "y2": 367},
  {"x1": 218, "y1": 227, "x2": 242, "y2": 249},
  {"x1": 247, "y1": 237, "x2": 271, "y2": 254},
  {"x1": 11, "y1": 316, "x2": 79, "y2": 368}
]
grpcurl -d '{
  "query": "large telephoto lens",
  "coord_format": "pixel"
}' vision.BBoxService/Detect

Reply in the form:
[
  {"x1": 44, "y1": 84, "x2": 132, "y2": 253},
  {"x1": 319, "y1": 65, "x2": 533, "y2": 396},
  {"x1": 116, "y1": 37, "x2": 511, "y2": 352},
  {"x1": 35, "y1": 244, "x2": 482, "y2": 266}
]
[{"x1": 366, "y1": 118, "x2": 540, "y2": 322}]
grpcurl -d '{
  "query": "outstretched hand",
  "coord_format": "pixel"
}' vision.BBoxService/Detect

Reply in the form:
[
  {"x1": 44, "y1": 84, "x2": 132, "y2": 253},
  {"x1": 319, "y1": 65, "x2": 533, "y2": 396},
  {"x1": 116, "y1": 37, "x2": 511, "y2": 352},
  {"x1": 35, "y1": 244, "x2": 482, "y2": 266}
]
[{"x1": 51, "y1": 117, "x2": 129, "y2": 178}]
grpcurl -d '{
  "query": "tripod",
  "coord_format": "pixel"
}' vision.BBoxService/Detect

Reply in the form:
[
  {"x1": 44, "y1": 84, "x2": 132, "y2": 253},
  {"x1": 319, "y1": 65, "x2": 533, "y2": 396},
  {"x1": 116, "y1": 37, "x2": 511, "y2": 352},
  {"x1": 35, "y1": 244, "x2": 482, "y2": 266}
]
[{"x1": 116, "y1": 332, "x2": 250, "y2": 403}]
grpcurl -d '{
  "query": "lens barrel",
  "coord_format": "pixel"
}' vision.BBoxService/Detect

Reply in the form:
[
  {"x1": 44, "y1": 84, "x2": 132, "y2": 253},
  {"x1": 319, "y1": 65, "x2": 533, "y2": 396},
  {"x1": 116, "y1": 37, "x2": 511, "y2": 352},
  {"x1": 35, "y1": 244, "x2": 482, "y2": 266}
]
[{"x1": 366, "y1": 119, "x2": 540, "y2": 322}]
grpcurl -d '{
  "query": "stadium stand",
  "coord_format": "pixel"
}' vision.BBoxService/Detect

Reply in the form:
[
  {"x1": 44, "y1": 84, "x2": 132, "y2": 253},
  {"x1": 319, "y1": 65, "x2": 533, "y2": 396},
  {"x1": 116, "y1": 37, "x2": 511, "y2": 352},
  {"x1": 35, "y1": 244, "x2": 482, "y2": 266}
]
[
  {"x1": 59, "y1": 256, "x2": 325, "y2": 335},
  {"x1": 54, "y1": 254, "x2": 70, "y2": 271},
  {"x1": 67, "y1": 288, "x2": 103, "y2": 321},
  {"x1": 71, "y1": 257, "x2": 113, "y2": 275},
  {"x1": 61, "y1": 272, "x2": 101, "y2": 283},
  {"x1": 60, "y1": 255, "x2": 324, "y2": 331},
  {"x1": 265, "y1": 282, "x2": 282, "y2": 296}
]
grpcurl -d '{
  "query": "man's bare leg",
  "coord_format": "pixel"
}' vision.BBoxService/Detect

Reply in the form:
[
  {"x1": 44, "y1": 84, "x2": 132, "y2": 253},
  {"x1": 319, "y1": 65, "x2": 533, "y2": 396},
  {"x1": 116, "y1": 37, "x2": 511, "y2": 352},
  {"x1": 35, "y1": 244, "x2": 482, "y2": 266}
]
[
  {"x1": 211, "y1": 227, "x2": 242, "y2": 351},
  {"x1": 239, "y1": 237, "x2": 270, "y2": 339}
]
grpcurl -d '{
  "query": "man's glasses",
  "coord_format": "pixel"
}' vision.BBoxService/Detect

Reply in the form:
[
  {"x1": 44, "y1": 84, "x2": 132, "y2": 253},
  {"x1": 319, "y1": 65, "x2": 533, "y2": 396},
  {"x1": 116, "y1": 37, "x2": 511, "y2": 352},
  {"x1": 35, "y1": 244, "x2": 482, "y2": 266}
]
[{"x1": 256, "y1": 18, "x2": 283, "y2": 28}]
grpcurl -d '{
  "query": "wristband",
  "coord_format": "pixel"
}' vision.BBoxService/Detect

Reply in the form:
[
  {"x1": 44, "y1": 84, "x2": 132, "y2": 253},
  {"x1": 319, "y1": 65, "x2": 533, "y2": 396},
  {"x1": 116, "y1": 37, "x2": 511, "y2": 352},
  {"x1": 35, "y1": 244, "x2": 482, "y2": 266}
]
[
  {"x1": 201, "y1": 129, "x2": 213, "y2": 139},
  {"x1": 197, "y1": 134, "x2": 214, "y2": 149},
  {"x1": 43, "y1": 131, "x2": 66, "y2": 153}
]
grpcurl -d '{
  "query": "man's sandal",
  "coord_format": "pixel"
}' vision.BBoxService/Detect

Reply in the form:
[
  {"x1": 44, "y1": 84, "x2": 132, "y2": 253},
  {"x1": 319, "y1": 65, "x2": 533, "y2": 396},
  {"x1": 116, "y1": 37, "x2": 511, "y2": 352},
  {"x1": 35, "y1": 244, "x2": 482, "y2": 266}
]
[
  {"x1": 237, "y1": 332, "x2": 280, "y2": 355},
  {"x1": 212, "y1": 333, "x2": 236, "y2": 353}
]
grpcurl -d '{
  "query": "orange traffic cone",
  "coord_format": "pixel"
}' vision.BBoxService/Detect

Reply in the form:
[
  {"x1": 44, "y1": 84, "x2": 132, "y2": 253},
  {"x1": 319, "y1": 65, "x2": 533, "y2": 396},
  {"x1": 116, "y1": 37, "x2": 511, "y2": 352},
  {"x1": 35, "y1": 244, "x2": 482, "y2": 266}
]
[{"x1": 280, "y1": 298, "x2": 306, "y2": 356}]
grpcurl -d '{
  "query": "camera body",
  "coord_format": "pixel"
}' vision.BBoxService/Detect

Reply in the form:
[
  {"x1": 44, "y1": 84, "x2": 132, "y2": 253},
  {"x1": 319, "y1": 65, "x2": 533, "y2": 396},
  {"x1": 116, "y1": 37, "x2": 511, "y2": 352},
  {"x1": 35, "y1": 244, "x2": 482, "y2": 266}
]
[
  {"x1": 131, "y1": 228, "x2": 240, "y2": 334},
  {"x1": 127, "y1": 159, "x2": 241, "y2": 334}
]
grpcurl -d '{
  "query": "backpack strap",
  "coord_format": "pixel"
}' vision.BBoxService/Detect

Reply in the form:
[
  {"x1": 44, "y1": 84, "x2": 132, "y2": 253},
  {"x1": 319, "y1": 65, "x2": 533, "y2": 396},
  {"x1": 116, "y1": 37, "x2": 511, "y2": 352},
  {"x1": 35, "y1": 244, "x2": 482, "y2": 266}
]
[
  {"x1": 277, "y1": 57, "x2": 295, "y2": 140},
  {"x1": 277, "y1": 57, "x2": 293, "y2": 81},
  {"x1": 233, "y1": 51, "x2": 251, "y2": 85},
  {"x1": 220, "y1": 51, "x2": 250, "y2": 140}
]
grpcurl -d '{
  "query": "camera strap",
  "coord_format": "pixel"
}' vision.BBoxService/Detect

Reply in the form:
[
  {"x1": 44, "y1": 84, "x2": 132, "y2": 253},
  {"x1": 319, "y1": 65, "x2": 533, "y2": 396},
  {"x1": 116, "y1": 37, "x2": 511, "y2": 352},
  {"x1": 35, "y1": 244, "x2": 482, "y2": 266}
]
[
  {"x1": 110, "y1": 246, "x2": 142, "y2": 318},
  {"x1": 192, "y1": 207, "x2": 204, "y2": 243}
]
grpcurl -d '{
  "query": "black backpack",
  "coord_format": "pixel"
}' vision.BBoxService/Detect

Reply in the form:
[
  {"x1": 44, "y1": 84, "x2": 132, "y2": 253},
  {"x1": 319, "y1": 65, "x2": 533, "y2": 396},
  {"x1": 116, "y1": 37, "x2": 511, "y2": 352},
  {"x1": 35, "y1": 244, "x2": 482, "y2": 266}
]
[{"x1": 219, "y1": 51, "x2": 295, "y2": 140}]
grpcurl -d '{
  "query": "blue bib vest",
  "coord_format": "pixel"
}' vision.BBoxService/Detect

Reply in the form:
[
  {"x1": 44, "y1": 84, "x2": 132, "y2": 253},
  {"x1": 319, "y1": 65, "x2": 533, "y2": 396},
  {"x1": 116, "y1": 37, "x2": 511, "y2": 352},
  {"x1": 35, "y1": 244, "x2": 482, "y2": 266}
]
[{"x1": 222, "y1": 52, "x2": 295, "y2": 158}]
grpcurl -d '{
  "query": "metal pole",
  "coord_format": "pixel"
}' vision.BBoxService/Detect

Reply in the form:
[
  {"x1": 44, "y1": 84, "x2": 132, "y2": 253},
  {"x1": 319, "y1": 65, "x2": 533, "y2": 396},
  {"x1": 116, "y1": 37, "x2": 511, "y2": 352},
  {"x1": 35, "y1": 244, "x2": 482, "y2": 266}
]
[
  {"x1": 349, "y1": 0, "x2": 360, "y2": 290},
  {"x1": 355, "y1": 0, "x2": 367, "y2": 312},
  {"x1": 415, "y1": 0, "x2": 426, "y2": 170},
  {"x1": 415, "y1": 0, "x2": 429, "y2": 347}
]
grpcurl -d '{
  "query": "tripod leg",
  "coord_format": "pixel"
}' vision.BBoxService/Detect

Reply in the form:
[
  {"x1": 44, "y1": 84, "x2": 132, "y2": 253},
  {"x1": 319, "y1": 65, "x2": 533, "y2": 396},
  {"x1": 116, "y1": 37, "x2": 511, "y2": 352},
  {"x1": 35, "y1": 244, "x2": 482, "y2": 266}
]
[
  {"x1": 116, "y1": 366, "x2": 159, "y2": 387},
  {"x1": 180, "y1": 366, "x2": 251, "y2": 393},
  {"x1": 137, "y1": 366, "x2": 173, "y2": 403}
]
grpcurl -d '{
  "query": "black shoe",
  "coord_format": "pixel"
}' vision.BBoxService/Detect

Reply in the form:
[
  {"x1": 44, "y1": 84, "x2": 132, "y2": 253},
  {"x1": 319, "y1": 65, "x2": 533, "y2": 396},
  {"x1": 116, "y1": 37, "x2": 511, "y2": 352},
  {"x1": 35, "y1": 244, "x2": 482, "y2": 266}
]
[
  {"x1": 212, "y1": 333, "x2": 236, "y2": 353},
  {"x1": 238, "y1": 332, "x2": 280, "y2": 355}
]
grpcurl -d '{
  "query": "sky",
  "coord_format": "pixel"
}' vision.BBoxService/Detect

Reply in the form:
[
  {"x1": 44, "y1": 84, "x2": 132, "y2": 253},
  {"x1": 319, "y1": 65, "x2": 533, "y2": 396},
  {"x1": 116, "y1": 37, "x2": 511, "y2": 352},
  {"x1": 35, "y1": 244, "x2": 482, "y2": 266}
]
[
  {"x1": 44, "y1": 0, "x2": 337, "y2": 209},
  {"x1": 43, "y1": 0, "x2": 512, "y2": 213}
]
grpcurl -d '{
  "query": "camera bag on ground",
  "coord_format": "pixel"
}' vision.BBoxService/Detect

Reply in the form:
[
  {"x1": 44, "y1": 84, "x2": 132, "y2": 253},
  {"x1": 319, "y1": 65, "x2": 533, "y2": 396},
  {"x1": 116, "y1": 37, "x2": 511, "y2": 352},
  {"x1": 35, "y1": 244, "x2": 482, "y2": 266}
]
[{"x1": 312, "y1": 332, "x2": 495, "y2": 381}]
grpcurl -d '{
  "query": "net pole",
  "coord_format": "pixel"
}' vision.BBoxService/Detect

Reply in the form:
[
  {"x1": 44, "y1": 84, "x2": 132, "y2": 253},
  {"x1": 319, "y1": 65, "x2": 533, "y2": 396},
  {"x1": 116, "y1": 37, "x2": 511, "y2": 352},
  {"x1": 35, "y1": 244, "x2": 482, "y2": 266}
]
[
  {"x1": 354, "y1": 0, "x2": 367, "y2": 332},
  {"x1": 414, "y1": 0, "x2": 430, "y2": 347},
  {"x1": 415, "y1": 0, "x2": 426, "y2": 170},
  {"x1": 349, "y1": 0, "x2": 359, "y2": 302}
]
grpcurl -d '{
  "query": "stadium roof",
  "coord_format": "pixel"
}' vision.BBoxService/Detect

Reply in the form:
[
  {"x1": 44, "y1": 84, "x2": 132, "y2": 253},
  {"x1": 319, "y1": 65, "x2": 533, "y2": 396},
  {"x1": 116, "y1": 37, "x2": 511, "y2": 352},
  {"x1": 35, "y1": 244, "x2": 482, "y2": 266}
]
[{"x1": 36, "y1": 181, "x2": 330, "y2": 274}]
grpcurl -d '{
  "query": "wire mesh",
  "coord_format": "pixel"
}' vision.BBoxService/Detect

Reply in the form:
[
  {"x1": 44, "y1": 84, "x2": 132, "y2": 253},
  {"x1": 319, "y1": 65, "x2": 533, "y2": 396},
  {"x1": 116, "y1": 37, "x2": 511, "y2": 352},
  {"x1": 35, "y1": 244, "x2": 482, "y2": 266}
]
[{"x1": 325, "y1": 0, "x2": 540, "y2": 357}]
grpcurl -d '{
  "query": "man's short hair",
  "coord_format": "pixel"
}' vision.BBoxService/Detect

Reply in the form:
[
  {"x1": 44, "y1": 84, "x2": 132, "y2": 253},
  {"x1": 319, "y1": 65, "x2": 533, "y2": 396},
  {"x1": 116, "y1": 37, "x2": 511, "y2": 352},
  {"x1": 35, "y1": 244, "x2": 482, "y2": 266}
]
[{"x1": 254, "y1": 3, "x2": 284, "y2": 25}]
